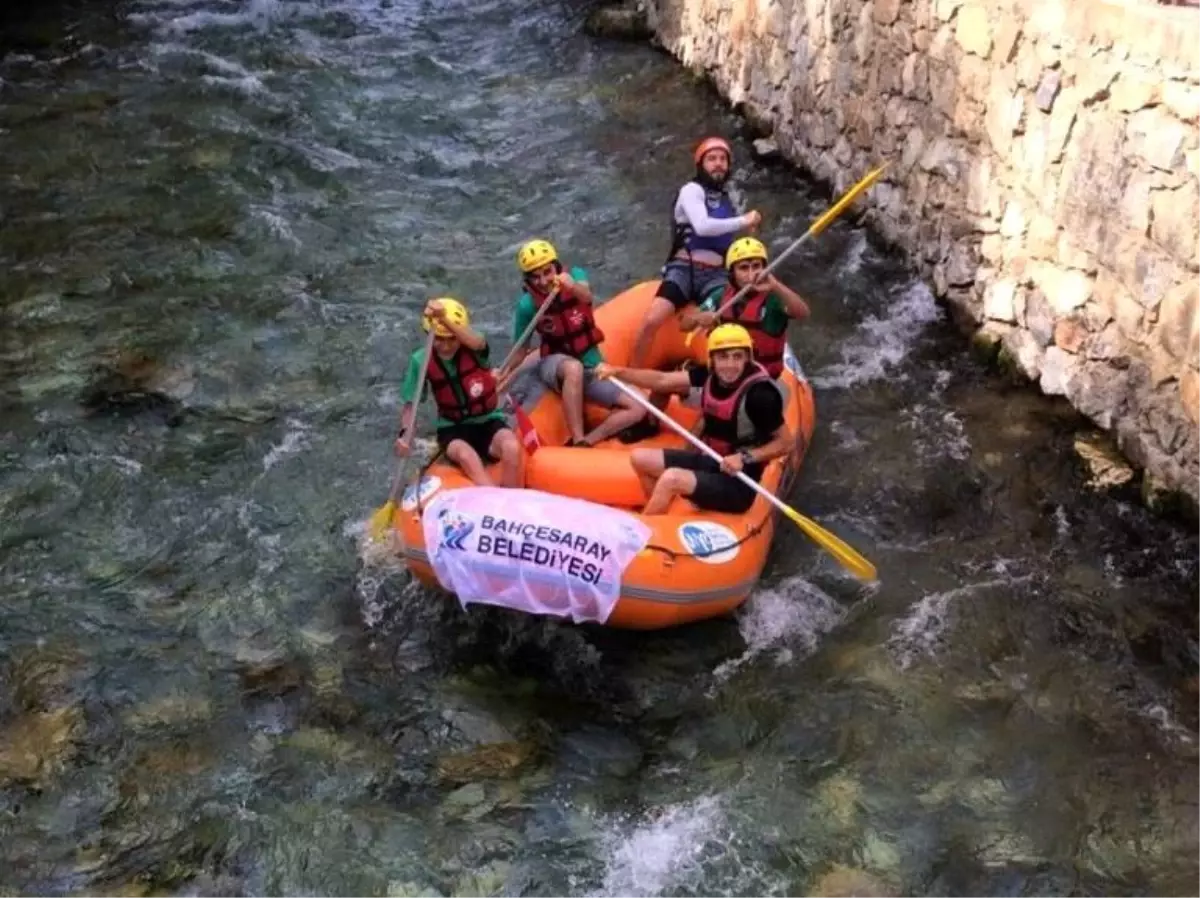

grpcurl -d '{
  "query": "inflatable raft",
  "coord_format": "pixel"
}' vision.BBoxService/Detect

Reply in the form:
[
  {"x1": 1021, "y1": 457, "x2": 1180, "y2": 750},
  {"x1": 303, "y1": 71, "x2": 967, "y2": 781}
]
[{"x1": 394, "y1": 280, "x2": 816, "y2": 630}]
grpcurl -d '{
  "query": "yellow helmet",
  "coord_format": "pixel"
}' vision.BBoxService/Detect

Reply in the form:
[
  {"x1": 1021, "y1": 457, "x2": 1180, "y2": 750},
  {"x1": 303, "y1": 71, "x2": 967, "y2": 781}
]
[
  {"x1": 707, "y1": 323, "x2": 755, "y2": 356},
  {"x1": 422, "y1": 297, "x2": 469, "y2": 338},
  {"x1": 726, "y1": 236, "x2": 768, "y2": 269},
  {"x1": 517, "y1": 239, "x2": 558, "y2": 273}
]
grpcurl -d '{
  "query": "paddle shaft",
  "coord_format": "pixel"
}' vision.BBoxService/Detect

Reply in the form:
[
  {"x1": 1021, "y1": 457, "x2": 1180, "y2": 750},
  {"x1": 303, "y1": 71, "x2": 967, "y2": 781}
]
[
  {"x1": 496, "y1": 285, "x2": 560, "y2": 382},
  {"x1": 710, "y1": 164, "x2": 888, "y2": 319},
  {"x1": 388, "y1": 329, "x2": 437, "y2": 503}
]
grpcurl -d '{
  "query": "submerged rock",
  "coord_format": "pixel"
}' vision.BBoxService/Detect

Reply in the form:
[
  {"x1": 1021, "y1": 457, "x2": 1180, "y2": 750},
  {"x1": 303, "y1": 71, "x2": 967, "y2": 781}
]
[
  {"x1": 807, "y1": 864, "x2": 897, "y2": 897},
  {"x1": 79, "y1": 350, "x2": 195, "y2": 424},
  {"x1": 435, "y1": 740, "x2": 538, "y2": 784},
  {"x1": 0, "y1": 705, "x2": 82, "y2": 788},
  {"x1": 583, "y1": 2, "x2": 651, "y2": 41},
  {"x1": 451, "y1": 860, "x2": 512, "y2": 897}
]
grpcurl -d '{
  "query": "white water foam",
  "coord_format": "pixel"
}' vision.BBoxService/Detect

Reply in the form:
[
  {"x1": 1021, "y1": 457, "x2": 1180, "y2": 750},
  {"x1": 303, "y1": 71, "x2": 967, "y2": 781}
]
[
  {"x1": 1140, "y1": 703, "x2": 1195, "y2": 746},
  {"x1": 887, "y1": 575, "x2": 1033, "y2": 670},
  {"x1": 711, "y1": 576, "x2": 845, "y2": 685},
  {"x1": 261, "y1": 418, "x2": 310, "y2": 472},
  {"x1": 903, "y1": 401, "x2": 971, "y2": 464},
  {"x1": 837, "y1": 230, "x2": 868, "y2": 277},
  {"x1": 812, "y1": 280, "x2": 942, "y2": 390},
  {"x1": 594, "y1": 796, "x2": 726, "y2": 898}
]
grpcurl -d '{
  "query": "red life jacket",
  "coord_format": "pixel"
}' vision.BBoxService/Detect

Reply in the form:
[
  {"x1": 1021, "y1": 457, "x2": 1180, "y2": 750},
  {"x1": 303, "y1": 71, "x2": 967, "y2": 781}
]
[
  {"x1": 700, "y1": 361, "x2": 778, "y2": 456},
  {"x1": 530, "y1": 285, "x2": 605, "y2": 359},
  {"x1": 718, "y1": 286, "x2": 787, "y2": 379},
  {"x1": 425, "y1": 345, "x2": 497, "y2": 423}
]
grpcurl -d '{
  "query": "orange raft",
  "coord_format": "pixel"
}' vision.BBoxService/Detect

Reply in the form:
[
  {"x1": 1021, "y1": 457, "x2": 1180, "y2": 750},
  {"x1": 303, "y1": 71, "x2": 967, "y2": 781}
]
[{"x1": 394, "y1": 280, "x2": 816, "y2": 630}]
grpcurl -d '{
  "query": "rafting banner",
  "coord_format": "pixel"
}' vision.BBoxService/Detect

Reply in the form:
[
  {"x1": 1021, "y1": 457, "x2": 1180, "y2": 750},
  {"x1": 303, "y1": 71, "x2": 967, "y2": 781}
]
[{"x1": 421, "y1": 487, "x2": 652, "y2": 624}]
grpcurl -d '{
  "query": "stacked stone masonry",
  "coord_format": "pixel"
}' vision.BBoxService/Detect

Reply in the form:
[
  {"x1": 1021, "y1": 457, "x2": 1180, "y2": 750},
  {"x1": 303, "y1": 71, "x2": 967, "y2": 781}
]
[{"x1": 645, "y1": 0, "x2": 1200, "y2": 504}]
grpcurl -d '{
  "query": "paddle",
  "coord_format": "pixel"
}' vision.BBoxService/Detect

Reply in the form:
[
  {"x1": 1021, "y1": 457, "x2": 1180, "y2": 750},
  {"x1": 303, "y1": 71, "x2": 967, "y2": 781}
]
[
  {"x1": 606, "y1": 375, "x2": 878, "y2": 582},
  {"x1": 492, "y1": 283, "x2": 567, "y2": 454},
  {"x1": 685, "y1": 163, "x2": 889, "y2": 346},
  {"x1": 368, "y1": 329, "x2": 437, "y2": 541}
]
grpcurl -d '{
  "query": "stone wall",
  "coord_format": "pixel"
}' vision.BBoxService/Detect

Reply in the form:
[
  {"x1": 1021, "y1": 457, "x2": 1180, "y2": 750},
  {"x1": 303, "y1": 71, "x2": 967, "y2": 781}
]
[{"x1": 642, "y1": 0, "x2": 1200, "y2": 506}]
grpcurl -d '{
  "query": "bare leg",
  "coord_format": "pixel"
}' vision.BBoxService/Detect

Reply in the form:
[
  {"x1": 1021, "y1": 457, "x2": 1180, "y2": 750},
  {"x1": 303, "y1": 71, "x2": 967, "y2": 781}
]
[
  {"x1": 643, "y1": 467, "x2": 697, "y2": 515},
  {"x1": 489, "y1": 428, "x2": 522, "y2": 488},
  {"x1": 558, "y1": 358, "x2": 586, "y2": 443},
  {"x1": 630, "y1": 448, "x2": 665, "y2": 500},
  {"x1": 446, "y1": 439, "x2": 494, "y2": 487},
  {"x1": 583, "y1": 392, "x2": 646, "y2": 445},
  {"x1": 629, "y1": 296, "x2": 678, "y2": 369}
]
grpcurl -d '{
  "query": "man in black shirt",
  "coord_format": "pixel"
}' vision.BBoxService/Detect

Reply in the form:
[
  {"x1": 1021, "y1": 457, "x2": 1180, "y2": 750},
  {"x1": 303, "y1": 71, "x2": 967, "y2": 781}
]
[{"x1": 595, "y1": 324, "x2": 792, "y2": 515}]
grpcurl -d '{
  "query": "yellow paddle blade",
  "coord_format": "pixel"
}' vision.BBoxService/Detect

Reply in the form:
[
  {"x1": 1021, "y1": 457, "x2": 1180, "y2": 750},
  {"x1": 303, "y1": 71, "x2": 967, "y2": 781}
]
[
  {"x1": 367, "y1": 499, "x2": 397, "y2": 541},
  {"x1": 806, "y1": 163, "x2": 889, "y2": 239},
  {"x1": 780, "y1": 502, "x2": 878, "y2": 582}
]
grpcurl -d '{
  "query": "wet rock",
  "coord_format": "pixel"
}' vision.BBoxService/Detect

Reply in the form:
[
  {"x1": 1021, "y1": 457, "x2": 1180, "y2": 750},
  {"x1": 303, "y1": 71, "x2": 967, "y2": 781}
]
[
  {"x1": 283, "y1": 726, "x2": 393, "y2": 769},
  {"x1": 1073, "y1": 431, "x2": 1135, "y2": 490},
  {"x1": 808, "y1": 864, "x2": 896, "y2": 897},
  {"x1": 753, "y1": 137, "x2": 781, "y2": 159},
  {"x1": 235, "y1": 647, "x2": 305, "y2": 698},
  {"x1": 436, "y1": 741, "x2": 538, "y2": 784},
  {"x1": 444, "y1": 782, "x2": 487, "y2": 809},
  {"x1": 80, "y1": 350, "x2": 194, "y2": 424},
  {"x1": 0, "y1": 705, "x2": 82, "y2": 788},
  {"x1": 440, "y1": 707, "x2": 517, "y2": 747},
  {"x1": 583, "y1": 2, "x2": 651, "y2": 41}
]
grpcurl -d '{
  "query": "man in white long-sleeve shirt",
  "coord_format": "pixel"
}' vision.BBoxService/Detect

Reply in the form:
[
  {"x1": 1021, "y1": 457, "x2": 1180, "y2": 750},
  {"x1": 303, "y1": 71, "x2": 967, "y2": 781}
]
[{"x1": 621, "y1": 135, "x2": 761, "y2": 443}]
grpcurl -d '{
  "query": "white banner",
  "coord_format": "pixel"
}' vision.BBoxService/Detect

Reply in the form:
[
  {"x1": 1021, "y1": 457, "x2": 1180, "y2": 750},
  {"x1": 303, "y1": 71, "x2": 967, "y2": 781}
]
[{"x1": 421, "y1": 487, "x2": 652, "y2": 624}]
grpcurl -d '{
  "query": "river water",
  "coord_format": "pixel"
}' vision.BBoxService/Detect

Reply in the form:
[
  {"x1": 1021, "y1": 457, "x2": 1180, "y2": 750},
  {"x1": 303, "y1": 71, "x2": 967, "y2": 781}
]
[{"x1": 0, "y1": 0, "x2": 1196, "y2": 895}]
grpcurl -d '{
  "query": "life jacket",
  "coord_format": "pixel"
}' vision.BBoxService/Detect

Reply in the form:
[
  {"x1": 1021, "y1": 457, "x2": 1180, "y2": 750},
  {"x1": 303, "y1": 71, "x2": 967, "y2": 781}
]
[
  {"x1": 425, "y1": 345, "x2": 497, "y2": 423},
  {"x1": 717, "y1": 285, "x2": 787, "y2": 379},
  {"x1": 666, "y1": 180, "x2": 738, "y2": 263},
  {"x1": 530, "y1": 285, "x2": 605, "y2": 359},
  {"x1": 700, "y1": 361, "x2": 783, "y2": 456}
]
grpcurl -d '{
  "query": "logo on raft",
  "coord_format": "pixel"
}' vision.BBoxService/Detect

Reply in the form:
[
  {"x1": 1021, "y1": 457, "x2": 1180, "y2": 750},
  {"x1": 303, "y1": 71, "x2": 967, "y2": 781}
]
[
  {"x1": 400, "y1": 475, "x2": 442, "y2": 511},
  {"x1": 677, "y1": 520, "x2": 740, "y2": 564},
  {"x1": 782, "y1": 344, "x2": 804, "y2": 380}
]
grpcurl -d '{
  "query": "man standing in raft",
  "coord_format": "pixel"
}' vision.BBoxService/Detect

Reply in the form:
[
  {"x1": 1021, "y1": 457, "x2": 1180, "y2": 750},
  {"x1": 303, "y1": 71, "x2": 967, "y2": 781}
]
[
  {"x1": 681, "y1": 236, "x2": 810, "y2": 379},
  {"x1": 395, "y1": 298, "x2": 522, "y2": 487},
  {"x1": 504, "y1": 239, "x2": 646, "y2": 447},
  {"x1": 595, "y1": 324, "x2": 792, "y2": 515},
  {"x1": 621, "y1": 135, "x2": 762, "y2": 442}
]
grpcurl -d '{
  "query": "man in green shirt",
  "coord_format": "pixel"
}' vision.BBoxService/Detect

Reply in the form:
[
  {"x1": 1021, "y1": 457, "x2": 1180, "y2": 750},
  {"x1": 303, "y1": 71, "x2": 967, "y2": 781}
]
[
  {"x1": 680, "y1": 236, "x2": 809, "y2": 380},
  {"x1": 504, "y1": 239, "x2": 646, "y2": 447},
  {"x1": 395, "y1": 298, "x2": 521, "y2": 488}
]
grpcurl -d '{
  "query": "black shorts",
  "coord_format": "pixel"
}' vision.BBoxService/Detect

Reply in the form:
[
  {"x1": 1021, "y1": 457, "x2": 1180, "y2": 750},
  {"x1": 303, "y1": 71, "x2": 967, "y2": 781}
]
[
  {"x1": 436, "y1": 417, "x2": 507, "y2": 464},
  {"x1": 662, "y1": 448, "x2": 763, "y2": 515}
]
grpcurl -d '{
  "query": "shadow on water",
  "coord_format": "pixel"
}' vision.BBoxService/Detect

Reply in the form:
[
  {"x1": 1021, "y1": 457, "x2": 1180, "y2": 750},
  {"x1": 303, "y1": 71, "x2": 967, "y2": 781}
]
[{"x1": 0, "y1": 0, "x2": 1196, "y2": 894}]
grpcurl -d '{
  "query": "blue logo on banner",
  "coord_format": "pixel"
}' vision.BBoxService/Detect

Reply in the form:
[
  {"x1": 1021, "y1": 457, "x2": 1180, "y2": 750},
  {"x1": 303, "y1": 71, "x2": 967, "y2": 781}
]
[{"x1": 438, "y1": 507, "x2": 475, "y2": 551}]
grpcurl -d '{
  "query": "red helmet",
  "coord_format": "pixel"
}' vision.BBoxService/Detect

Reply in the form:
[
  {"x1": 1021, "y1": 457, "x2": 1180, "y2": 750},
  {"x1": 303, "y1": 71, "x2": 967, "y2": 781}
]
[{"x1": 693, "y1": 136, "x2": 732, "y2": 166}]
